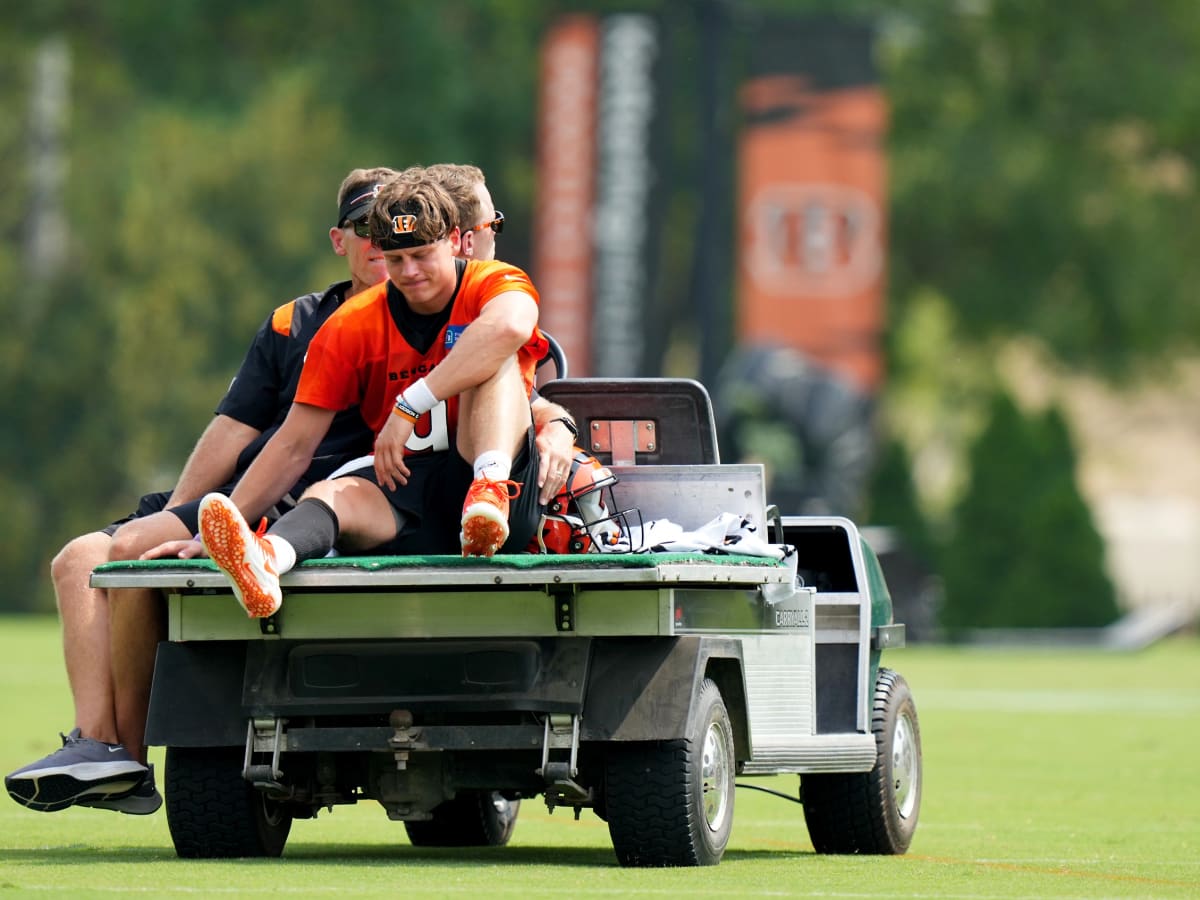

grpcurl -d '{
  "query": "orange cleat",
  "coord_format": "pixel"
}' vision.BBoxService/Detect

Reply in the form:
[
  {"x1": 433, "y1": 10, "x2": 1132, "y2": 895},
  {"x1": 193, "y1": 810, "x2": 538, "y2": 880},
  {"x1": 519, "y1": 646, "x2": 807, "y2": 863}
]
[
  {"x1": 198, "y1": 493, "x2": 282, "y2": 618},
  {"x1": 460, "y1": 477, "x2": 521, "y2": 557}
]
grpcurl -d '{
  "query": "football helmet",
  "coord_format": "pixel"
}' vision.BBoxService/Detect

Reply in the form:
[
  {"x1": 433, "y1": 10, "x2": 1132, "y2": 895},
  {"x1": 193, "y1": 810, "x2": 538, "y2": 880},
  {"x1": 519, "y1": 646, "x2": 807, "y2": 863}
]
[{"x1": 531, "y1": 449, "x2": 640, "y2": 553}]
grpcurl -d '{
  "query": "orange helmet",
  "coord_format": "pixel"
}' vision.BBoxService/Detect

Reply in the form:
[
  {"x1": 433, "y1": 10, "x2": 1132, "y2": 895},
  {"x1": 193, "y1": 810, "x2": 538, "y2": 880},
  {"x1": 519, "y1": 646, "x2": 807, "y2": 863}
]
[{"x1": 531, "y1": 450, "x2": 639, "y2": 553}]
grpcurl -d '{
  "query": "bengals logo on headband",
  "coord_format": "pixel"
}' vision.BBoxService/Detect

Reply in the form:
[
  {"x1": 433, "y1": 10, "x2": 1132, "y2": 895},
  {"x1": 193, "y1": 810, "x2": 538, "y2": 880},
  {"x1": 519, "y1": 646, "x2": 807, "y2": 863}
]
[{"x1": 392, "y1": 214, "x2": 418, "y2": 234}]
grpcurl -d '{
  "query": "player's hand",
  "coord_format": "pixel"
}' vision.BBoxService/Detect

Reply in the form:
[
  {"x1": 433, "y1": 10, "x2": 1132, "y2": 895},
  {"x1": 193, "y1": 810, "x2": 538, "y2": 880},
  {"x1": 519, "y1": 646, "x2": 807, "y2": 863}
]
[
  {"x1": 374, "y1": 413, "x2": 414, "y2": 491},
  {"x1": 141, "y1": 538, "x2": 208, "y2": 560},
  {"x1": 536, "y1": 419, "x2": 576, "y2": 505}
]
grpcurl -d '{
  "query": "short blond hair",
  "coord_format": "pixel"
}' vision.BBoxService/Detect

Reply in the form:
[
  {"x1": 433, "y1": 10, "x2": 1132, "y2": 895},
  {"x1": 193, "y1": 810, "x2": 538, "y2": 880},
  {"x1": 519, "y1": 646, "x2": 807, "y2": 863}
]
[{"x1": 425, "y1": 163, "x2": 486, "y2": 230}]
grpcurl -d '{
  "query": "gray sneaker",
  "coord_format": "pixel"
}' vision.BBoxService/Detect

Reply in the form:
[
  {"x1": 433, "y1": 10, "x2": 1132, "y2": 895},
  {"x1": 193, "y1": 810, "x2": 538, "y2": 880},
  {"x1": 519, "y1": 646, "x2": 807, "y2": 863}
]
[
  {"x1": 5, "y1": 729, "x2": 148, "y2": 813},
  {"x1": 79, "y1": 764, "x2": 162, "y2": 815}
]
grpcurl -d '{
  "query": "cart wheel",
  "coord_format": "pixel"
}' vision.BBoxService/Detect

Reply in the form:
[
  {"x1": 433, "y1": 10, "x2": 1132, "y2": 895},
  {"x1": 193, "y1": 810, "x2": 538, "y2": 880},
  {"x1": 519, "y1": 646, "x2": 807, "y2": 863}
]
[
  {"x1": 404, "y1": 791, "x2": 520, "y2": 847},
  {"x1": 605, "y1": 677, "x2": 735, "y2": 867},
  {"x1": 801, "y1": 668, "x2": 922, "y2": 854},
  {"x1": 165, "y1": 746, "x2": 292, "y2": 858}
]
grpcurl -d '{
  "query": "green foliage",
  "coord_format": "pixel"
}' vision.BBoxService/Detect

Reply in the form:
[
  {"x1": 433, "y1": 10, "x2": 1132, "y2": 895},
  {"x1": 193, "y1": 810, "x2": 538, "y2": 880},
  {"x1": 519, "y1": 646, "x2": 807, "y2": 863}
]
[
  {"x1": 940, "y1": 389, "x2": 1119, "y2": 632},
  {"x1": 864, "y1": 436, "x2": 938, "y2": 569},
  {"x1": 99, "y1": 73, "x2": 351, "y2": 479},
  {"x1": 886, "y1": 0, "x2": 1200, "y2": 376},
  {"x1": 2, "y1": 1, "x2": 1200, "y2": 612}
]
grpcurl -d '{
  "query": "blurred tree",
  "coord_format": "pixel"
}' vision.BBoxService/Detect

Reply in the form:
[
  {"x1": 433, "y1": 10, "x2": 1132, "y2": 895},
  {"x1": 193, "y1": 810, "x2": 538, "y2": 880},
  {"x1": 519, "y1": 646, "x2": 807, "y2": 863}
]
[
  {"x1": 886, "y1": 0, "x2": 1200, "y2": 377},
  {"x1": 2, "y1": 0, "x2": 1200, "y2": 613},
  {"x1": 940, "y1": 388, "x2": 1118, "y2": 634},
  {"x1": 863, "y1": 435, "x2": 944, "y2": 641},
  {"x1": 865, "y1": 436, "x2": 937, "y2": 569}
]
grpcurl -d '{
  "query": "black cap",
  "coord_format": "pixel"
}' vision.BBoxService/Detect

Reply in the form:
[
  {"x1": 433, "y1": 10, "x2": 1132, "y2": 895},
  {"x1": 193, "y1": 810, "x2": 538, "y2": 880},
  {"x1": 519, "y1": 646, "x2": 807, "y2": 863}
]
[{"x1": 337, "y1": 183, "x2": 383, "y2": 227}]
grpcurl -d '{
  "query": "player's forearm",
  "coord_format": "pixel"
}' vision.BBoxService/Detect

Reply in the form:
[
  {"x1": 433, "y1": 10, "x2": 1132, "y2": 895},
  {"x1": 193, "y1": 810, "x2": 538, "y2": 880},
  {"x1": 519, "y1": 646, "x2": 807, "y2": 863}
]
[
  {"x1": 532, "y1": 398, "x2": 572, "y2": 431},
  {"x1": 422, "y1": 294, "x2": 538, "y2": 402},
  {"x1": 167, "y1": 415, "x2": 262, "y2": 507}
]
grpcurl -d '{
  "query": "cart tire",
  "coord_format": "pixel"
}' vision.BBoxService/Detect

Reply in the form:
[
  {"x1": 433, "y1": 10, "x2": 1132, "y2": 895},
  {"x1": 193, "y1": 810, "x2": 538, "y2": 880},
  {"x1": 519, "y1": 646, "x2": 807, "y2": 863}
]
[
  {"x1": 404, "y1": 792, "x2": 520, "y2": 847},
  {"x1": 605, "y1": 677, "x2": 735, "y2": 867},
  {"x1": 165, "y1": 746, "x2": 292, "y2": 858},
  {"x1": 801, "y1": 668, "x2": 921, "y2": 854}
]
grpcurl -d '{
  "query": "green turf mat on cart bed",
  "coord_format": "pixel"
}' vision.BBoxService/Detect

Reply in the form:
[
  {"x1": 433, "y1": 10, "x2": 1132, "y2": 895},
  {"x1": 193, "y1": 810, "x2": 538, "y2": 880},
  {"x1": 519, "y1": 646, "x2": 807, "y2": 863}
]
[{"x1": 94, "y1": 551, "x2": 782, "y2": 574}]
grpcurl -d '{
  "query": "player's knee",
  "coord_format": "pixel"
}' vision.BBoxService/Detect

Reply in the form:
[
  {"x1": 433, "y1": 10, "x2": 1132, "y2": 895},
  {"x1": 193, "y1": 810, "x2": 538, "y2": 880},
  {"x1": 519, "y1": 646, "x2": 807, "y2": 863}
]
[
  {"x1": 109, "y1": 515, "x2": 185, "y2": 562},
  {"x1": 108, "y1": 527, "x2": 141, "y2": 562},
  {"x1": 50, "y1": 533, "x2": 109, "y2": 587},
  {"x1": 300, "y1": 480, "x2": 338, "y2": 505}
]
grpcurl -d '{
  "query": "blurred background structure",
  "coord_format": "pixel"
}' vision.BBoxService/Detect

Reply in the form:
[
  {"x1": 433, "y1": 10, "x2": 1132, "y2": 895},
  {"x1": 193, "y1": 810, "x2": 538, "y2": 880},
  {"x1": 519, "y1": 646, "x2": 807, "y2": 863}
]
[{"x1": 2, "y1": 1, "x2": 1198, "y2": 640}]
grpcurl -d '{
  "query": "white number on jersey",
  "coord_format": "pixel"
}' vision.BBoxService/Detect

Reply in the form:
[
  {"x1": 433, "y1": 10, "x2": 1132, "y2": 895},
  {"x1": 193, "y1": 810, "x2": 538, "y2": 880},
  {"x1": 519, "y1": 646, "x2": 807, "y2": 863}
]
[{"x1": 406, "y1": 401, "x2": 450, "y2": 453}]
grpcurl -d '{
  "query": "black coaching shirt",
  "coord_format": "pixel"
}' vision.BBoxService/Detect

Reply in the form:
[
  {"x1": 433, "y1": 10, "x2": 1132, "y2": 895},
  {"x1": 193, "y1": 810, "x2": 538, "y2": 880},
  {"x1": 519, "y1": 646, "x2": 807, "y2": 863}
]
[{"x1": 216, "y1": 281, "x2": 374, "y2": 494}]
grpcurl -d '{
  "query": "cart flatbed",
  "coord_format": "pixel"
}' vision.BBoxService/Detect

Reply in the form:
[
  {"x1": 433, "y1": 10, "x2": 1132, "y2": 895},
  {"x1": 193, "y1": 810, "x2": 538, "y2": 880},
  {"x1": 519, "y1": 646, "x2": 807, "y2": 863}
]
[{"x1": 87, "y1": 377, "x2": 921, "y2": 866}]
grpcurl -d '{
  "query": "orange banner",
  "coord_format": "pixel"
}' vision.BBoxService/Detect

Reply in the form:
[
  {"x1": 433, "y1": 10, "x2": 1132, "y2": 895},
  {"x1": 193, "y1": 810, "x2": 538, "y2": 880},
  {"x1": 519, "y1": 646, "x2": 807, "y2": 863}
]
[
  {"x1": 736, "y1": 24, "x2": 887, "y2": 393},
  {"x1": 531, "y1": 16, "x2": 599, "y2": 377}
]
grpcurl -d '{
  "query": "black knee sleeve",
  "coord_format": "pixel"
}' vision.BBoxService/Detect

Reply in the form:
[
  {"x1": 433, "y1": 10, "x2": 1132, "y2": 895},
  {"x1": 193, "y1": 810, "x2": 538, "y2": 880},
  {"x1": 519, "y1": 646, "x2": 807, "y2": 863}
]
[{"x1": 269, "y1": 498, "x2": 340, "y2": 563}]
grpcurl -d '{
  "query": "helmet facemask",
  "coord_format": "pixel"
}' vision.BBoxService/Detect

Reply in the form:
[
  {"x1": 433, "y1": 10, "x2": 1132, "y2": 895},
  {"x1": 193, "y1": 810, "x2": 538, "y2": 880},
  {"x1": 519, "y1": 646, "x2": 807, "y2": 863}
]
[{"x1": 532, "y1": 450, "x2": 642, "y2": 553}]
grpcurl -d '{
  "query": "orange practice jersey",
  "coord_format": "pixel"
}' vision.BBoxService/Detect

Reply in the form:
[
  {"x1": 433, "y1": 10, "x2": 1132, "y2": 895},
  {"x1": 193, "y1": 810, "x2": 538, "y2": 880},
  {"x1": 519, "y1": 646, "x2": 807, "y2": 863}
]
[{"x1": 295, "y1": 260, "x2": 547, "y2": 455}]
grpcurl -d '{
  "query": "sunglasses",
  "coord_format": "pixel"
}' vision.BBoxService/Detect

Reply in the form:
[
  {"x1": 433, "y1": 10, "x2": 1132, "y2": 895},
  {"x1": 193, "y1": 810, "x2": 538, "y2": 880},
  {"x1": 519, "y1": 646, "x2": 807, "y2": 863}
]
[
  {"x1": 344, "y1": 218, "x2": 372, "y2": 239},
  {"x1": 467, "y1": 210, "x2": 505, "y2": 235}
]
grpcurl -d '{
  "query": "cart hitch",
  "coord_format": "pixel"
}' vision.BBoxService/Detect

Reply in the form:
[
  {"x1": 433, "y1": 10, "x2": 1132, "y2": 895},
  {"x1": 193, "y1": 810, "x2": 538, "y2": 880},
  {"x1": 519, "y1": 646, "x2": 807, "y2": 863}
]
[
  {"x1": 243, "y1": 717, "x2": 290, "y2": 795},
  {"x1": 537, "y1": 713, "x2": 590, "y2": 810}
]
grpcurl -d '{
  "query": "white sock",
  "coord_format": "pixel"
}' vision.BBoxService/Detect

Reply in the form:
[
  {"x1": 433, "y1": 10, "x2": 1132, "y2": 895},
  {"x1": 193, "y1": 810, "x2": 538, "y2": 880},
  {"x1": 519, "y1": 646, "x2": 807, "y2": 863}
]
[
  {"x1": 473, "y1": 450, "x2": 512, "y2": 482},
  {"x1": 263, "y1": 535, "x2": 297, "y2": 574}
]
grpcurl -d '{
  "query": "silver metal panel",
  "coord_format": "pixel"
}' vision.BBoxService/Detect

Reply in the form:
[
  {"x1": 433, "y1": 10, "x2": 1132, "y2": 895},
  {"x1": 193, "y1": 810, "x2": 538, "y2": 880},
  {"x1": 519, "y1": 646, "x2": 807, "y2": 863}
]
[
  {"x1": 178, "y1": 589, "x2": 570, "y2": 641},
  {"x1": 740, "y1": 632, "x2": 815, "y2": 756},
  {"x1": 840, "y1": 519, "x2": 874, "y2": 733},
  {"x1": 170, "y1": 584, "x2": 746, "y2": 641},
  {"x1": 787, "y1": 519, "x2": 873, "y2": 733},
  {"x1": 610, "y1": 464, "x2": 767, "y2": 533},
  {"x1": 169, "y1": 586, "x2": 681, "y2": 642},
  {"x1": 93, "y1": 559, "x2": 788, "y2": 591},
  {"x1": 873, "y1": 623, "x2": 906, "y2": 649},
  {"x1": 740, "y1": 734, "x2": 878, "y2": 774}
]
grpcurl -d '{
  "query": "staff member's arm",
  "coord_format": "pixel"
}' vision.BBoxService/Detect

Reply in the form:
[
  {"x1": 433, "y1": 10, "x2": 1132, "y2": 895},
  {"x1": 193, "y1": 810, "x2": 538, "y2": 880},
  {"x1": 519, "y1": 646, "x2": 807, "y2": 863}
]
[
  {"x1": 166, "y1": 415, "x2": 262, "y2": 507},
  {"x1": 226, "y1": 403, "x2": 335, "y2": 523}
]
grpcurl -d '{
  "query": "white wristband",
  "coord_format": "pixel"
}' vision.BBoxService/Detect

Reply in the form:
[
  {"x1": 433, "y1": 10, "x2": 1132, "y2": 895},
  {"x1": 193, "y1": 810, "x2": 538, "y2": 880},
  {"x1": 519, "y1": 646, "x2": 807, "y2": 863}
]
[{"x1": 402, "y1": 377, "x2": 438, "y2": 415}]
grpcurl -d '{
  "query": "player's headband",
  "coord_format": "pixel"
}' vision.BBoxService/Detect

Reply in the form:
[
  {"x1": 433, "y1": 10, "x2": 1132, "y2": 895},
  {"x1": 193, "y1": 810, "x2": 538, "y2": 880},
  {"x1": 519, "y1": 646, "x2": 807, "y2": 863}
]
[{"x1": 376, "y1": 203, "x2": 443, "y2": 251}]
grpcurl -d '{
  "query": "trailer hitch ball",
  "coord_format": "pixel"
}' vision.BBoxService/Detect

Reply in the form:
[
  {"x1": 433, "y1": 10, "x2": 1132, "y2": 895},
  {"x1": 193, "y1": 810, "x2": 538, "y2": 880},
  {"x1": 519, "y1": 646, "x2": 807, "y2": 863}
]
[{"x1": 389, "y1": 709, "x2": 414, "y2": 729}]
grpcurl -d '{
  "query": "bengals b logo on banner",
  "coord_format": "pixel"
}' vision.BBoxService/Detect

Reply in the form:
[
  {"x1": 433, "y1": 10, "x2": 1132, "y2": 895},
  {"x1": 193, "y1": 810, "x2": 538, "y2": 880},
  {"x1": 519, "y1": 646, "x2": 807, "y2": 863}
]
[
  {"x1": 392, "y1": 214, "x2": 417, "y2": 234},
  {"x1": 736, "y1": 19, "x2": 887, "y2": 393}
]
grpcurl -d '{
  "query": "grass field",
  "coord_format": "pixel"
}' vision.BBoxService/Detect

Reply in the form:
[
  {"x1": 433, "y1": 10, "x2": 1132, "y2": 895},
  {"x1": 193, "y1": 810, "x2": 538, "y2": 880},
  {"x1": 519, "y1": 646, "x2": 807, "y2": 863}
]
[{"x1": 1, "y1": 613, "x2": 1197, "y2": 898}]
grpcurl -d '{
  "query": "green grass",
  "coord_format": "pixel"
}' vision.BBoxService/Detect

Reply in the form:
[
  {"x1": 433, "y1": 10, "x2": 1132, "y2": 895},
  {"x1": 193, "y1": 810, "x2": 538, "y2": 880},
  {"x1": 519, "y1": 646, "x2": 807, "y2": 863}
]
[{"x1": 1, "y1": 614, "x2": 1198, "y2": 897}]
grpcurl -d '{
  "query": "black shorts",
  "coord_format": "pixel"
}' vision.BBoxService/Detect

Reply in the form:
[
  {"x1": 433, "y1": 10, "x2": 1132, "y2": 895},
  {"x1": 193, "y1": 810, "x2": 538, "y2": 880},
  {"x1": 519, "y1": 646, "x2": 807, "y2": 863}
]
[
  {"x1": 101, "y1": 480, "x2": 256, "y2": 537},
  {"x1": 337, "y1": 427, "x2": 543, "y2": 555},
  {"x1": 102, "y1": 490, "x2": 171, "y2": 536}
]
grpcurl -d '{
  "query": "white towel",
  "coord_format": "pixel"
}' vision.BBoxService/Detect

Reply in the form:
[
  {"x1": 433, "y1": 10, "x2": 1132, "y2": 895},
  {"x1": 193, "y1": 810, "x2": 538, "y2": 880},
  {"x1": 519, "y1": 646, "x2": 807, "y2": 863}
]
[{"x1": 608, "y1": 512, "x2": 790, "y2": 561}]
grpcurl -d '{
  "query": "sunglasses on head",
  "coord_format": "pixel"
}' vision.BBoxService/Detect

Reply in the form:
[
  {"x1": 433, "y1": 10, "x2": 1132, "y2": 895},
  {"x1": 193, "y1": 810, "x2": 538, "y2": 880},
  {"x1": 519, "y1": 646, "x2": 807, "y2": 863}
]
[{"x1": 467, "y1": 210, "x2": 504, "y2": 235}]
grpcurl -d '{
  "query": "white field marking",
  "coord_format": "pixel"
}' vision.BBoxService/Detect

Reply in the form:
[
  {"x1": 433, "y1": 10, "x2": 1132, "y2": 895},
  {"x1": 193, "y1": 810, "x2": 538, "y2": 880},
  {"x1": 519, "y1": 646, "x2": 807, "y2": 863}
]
[{"x1": 914, "y1": 688, "x2": 1200, "y2": 714}]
